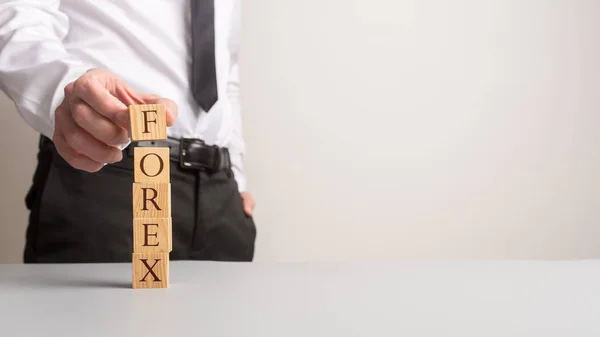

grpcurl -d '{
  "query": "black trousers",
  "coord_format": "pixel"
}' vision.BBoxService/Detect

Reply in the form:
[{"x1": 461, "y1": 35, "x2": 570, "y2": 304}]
[{"x1": 23, "y1": 136, "x2": 257, "y2": 263}]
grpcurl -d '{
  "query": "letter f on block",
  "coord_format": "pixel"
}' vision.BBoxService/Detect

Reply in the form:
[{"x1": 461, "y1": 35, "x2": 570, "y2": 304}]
[{"x1": 142, "y1": 110, "x2": 158, "y2": 134}]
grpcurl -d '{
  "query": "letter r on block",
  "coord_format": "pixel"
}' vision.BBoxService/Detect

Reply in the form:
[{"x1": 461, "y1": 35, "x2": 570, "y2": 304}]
[{"x1": 133, "y1": 183, "x2": 171, "y2": 218}]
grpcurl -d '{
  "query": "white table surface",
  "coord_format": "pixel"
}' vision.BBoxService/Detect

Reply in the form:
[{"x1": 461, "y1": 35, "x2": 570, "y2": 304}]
[{"x1": 0, "y1": 260, "x2": 599, "y2": 337}]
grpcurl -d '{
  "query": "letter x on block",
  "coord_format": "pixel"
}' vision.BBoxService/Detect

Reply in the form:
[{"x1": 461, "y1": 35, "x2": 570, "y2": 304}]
[
  {"x1": 129, "y1": 104, "x2": 167, "y2": 141},
  {"x1": 132, "y1": 253, "x2": 169, "y2": 289}
]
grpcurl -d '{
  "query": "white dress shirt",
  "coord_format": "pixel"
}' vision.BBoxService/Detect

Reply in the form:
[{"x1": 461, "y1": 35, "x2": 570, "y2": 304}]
[{"x1": 0, "y1": 0, "x2": 247, "y2": 191}]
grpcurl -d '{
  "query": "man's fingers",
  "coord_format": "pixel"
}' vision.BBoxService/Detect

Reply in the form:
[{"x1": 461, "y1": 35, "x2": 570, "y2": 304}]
[
  {"x1": 115, "y1": 83, "x2": 146, "y2": 106},
  {"x1": 61, "y1": 107, "x2": 123, "y2": 164},
  {"x1": 70, "y1": 98, "x2": 129, "y2": 146},
  {"x1": 68, "y1": 69, "x2": 177, "y2": 134},
  {"x1": 71, "y1": 76, "x2": 130, "y2": 130},
  {"x1": 139, "y1": 94, "x2": 160, "y2": 102},
  {"x1": 241, "y1": 192, "x2": 255, "y2": 216},
  {"x1": 153, "y1": 98, "x2": 178, "y2": 126},
  {"x1": 138, "y1": 94, "x2": 178, "y2": 126},
  {"x1": 118, "y1": 88, "x2": 179, "y2": 126},
  {"x1": 53, "y1": 132, "x2": 105, "y2": 173},
  {"x1": 244, "y1": 204, "x2": 253, "y2": 216}
]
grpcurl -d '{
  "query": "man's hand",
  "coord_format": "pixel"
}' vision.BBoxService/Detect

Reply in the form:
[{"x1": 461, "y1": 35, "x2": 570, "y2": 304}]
[
  {"x1": 53, "y1": 68, "x2": 178, "y2": 172},
  {"x1": 240, "y1": 192, "x2": 255, "y2": 216}
]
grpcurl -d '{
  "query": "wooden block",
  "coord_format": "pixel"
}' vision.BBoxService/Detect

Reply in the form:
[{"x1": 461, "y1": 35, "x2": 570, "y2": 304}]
[
  {"x1": 132, "y1": 183, "x2": 171, "y2": 218},
  {"x1": 129, "y1": 104, "x2": 167, "y2": 141},
  {"x1": 132, "y1": 252, "x2": 169, "y2": 289},
  {"x1": 134, "y1": 147, "x2": 170, "y2": 183},
  {"x1": 133, "y1": 218, "x2": 172, "y2": 253},
  {"x1": 168, "y1": 218, "x2": 172, "y2": 252}
]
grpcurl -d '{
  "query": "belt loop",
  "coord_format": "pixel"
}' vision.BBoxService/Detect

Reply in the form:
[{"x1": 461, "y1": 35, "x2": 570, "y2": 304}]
[
  {"x1": 39, "y1": 135, "x2": 52, "y2": 150},
  {"x1": 213, "y1": 148, "x2": 222, "y2": 172},
  {"x1": 126, "y1": 143, "x2": 134, "y2": 158}
]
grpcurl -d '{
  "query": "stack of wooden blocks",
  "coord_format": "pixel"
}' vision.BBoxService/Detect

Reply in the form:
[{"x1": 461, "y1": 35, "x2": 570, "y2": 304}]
[{"x1": 129, "y1": 104, "x2": 172, "y2": 289}]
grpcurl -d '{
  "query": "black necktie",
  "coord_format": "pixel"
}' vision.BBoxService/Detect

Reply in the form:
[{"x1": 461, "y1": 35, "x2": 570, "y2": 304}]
[{"x1": 190, "y1": 0, "x2": 218, "y2": 112}]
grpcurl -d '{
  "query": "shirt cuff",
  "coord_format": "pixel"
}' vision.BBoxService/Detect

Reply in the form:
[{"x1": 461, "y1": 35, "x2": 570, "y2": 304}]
[
  {"x1": 45, "y1": 63, "x2": 91, "y2": 138},
  {"x1": 229, "y1": 152, "x2": 247, "y2": 192}
]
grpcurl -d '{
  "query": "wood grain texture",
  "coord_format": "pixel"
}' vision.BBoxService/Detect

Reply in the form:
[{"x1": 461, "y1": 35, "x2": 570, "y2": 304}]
[
  {"x1": 132, "y1": 183, "x2": 171, "y2": 218},
  {"x1": 134, "y1": 147, "x2": 170, "y2": 183},
  {"x1": 132, "y1": 252, "x2": 169, "y2": 289},
  {"x1": 133, "y1": 218, "x2": 172, "y2": 253},
  {"x1": 129, "y1": 104, "x2": 167, "y2": 141}
]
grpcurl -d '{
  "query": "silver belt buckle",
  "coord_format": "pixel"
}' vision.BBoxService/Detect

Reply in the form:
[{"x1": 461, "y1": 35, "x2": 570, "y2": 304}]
[{"x1": 179, "y1": 138, "x2": 215, "y2": 170}]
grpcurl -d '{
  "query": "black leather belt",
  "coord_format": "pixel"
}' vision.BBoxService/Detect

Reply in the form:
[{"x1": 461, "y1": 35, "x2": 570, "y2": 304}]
[{"x1": 127, "y1": 137, "x2": 231, "y2": 172}]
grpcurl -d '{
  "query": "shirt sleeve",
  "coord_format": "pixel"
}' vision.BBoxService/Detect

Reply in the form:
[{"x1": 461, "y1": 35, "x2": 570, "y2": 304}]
[
  {"x1": 227, "y1": 55, "x2": 247, "y2": 192},
  {"x1": 226, "y1": 0, "x2": 247, "y2": 192},
  {"x1": 0, "y1": 0, "x2": 90, "y2": 139}
]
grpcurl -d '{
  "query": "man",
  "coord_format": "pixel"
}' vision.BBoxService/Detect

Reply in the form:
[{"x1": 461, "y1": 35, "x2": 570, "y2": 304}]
[{"x1": 0, "y1": 0, "x2": 257, "y2": 263}]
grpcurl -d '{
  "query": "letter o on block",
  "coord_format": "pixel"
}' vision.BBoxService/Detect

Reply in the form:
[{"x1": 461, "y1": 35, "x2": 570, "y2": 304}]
[{"x1": 134, "y1": 147, "x2": 170, "y2": 183}]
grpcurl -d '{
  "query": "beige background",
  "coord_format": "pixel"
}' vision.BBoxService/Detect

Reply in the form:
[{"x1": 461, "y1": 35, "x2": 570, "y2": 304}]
[
  {"x1": 0, "y1": 94, "x2": 38, "y2": 263},
  {"x1": 2, "y1": 0, "x2": 600, "y2": 263}
]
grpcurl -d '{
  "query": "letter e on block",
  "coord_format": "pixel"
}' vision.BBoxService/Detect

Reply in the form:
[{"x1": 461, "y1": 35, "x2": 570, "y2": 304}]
[
  {"x1": 129, "y1": 104, "x2": 167, "y2": 141},
  {"x1": 132, "y1": 252, "x2": 169, "y2": 289},
  {"x1": 132, "y1": 183, "x2": 171, "y2": 218},
  {"x1": 133, "y1": 218, "x2": 172, "y2": 253},
  {"x1": 134, "y1": 147, "x2": 170, "y2": 183}
]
